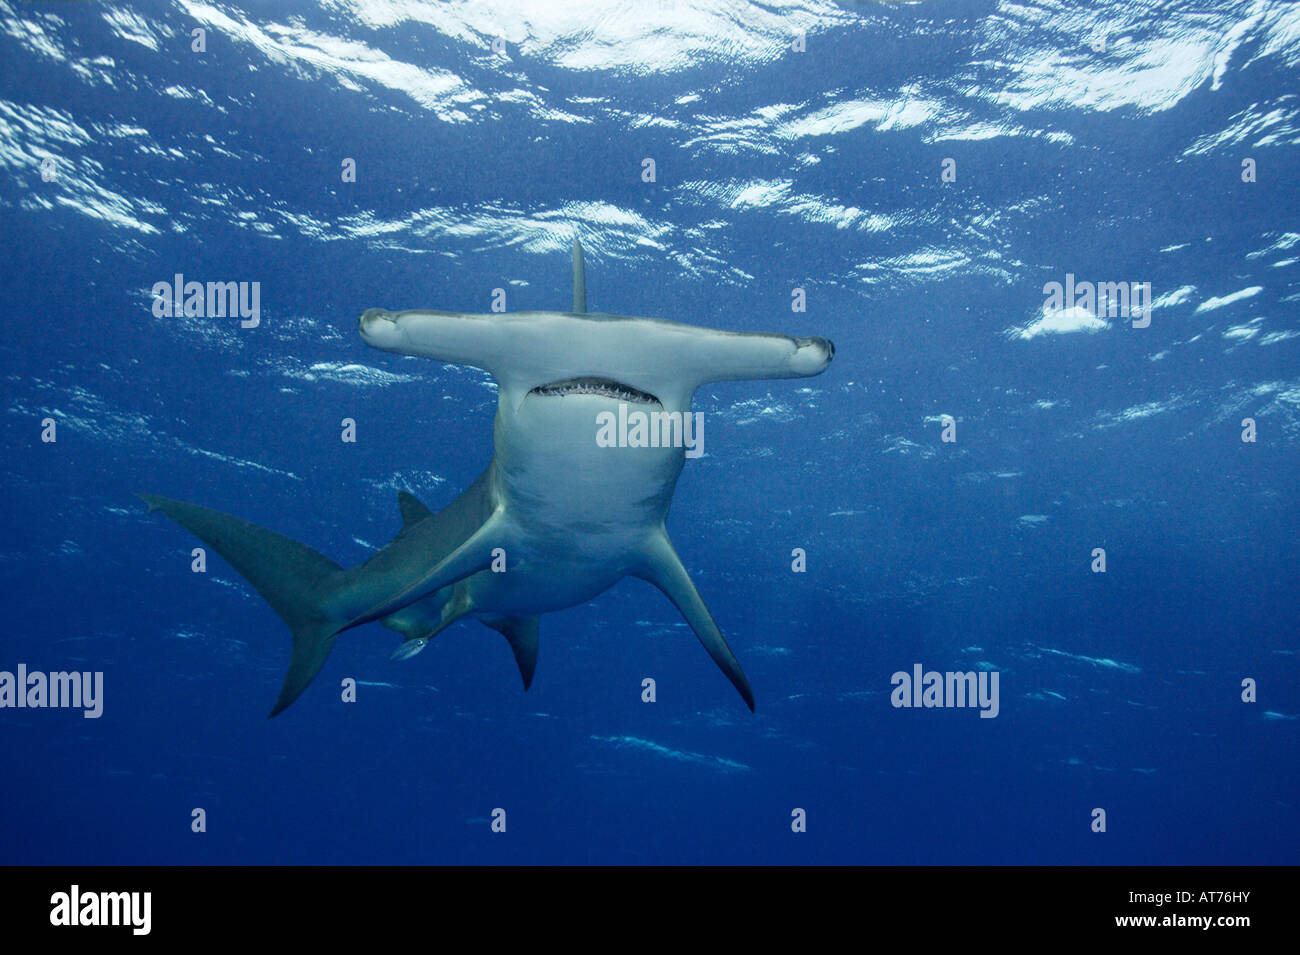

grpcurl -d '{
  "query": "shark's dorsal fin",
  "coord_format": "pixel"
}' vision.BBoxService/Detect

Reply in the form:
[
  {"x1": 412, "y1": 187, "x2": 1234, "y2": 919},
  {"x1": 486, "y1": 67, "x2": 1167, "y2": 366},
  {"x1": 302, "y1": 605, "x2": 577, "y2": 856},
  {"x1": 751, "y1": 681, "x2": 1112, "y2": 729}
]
[
  {"x1": 397, "y1": 490, "x2": 434, "y2": 528},
  {"x1": 571, "y1": 237, "x2": 586, "y2": 314}
]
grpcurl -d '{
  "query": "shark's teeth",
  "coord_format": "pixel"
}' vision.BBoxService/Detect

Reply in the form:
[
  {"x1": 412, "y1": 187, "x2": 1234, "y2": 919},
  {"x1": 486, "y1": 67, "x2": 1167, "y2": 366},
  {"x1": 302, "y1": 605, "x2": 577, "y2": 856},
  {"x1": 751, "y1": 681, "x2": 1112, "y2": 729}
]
[{"x1": 530, "y1": 377, "x2": 659, "y2": 404}]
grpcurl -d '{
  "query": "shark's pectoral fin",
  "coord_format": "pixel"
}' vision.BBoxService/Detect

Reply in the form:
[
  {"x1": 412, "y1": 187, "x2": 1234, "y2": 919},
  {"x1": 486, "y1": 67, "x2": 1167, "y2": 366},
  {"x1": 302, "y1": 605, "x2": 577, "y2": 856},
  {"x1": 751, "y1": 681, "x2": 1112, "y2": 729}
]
[
  {"x1": 482, "y1": 615, "x2": 540, "y2": 690},
  {"x1": 350, "y1": 510, "x2": 507, "y2": 627},
  {"x1": 632, "y1": 532, "x2": 755, "y2": 712}
]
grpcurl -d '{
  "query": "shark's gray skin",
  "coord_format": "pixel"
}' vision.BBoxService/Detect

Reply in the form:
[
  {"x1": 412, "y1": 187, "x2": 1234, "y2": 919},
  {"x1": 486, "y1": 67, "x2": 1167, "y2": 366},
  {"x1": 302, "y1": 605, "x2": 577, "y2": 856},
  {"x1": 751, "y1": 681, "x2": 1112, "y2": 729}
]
[{"x1": 141, "y1": 241, "x2": 834, "y2": 716}]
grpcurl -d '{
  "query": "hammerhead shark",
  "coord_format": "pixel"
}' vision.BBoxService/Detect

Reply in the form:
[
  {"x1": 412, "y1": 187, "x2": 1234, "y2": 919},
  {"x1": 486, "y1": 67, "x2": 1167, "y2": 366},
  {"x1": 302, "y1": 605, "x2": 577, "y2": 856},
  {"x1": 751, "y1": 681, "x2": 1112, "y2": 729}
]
[{"x1": 140, "y1": 240, "x2": 834, "y2": 715}]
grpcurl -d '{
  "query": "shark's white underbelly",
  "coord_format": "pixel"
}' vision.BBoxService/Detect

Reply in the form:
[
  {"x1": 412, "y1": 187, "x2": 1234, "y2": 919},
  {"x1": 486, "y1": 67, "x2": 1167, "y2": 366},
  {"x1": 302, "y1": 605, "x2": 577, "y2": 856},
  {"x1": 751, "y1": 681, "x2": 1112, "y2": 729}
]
[
  {"x1": 465, "y1": 544, "x2": 632, "y2": 614},
  {"x1": 466, "y1": 393, "x2": 689, "y2": 613}
]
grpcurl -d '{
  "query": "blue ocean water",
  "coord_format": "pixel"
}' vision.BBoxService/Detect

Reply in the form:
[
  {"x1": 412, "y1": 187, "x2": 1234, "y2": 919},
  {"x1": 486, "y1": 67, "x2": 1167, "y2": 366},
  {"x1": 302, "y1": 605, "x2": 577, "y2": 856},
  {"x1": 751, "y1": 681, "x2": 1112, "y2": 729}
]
[{"x1": 1, "y1": 0, "x2": 1297, "y2": 866}]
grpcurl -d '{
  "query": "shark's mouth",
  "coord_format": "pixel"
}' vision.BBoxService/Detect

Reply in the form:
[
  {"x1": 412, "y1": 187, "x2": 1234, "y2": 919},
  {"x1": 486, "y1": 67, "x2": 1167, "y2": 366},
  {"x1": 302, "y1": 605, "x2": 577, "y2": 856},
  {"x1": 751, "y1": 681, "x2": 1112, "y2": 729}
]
[{"x1": 529, "y1": 377, "x2": 660, "y2": 405}]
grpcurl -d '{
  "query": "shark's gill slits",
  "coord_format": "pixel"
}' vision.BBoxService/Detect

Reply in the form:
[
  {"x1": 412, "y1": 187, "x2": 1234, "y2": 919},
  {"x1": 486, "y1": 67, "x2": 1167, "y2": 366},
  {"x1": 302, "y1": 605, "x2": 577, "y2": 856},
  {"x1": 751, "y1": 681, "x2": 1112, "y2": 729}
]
[{"x1": 529, "y1": 377, "x2": 659, "y2": 404}]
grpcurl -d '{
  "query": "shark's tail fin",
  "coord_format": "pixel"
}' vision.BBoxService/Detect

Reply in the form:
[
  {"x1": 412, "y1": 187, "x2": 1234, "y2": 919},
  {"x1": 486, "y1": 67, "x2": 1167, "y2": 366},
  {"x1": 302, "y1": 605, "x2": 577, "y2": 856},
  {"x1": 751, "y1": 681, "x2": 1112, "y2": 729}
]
[{"x1": 137, "y1": 494, "x2": 345, "y2": 717}]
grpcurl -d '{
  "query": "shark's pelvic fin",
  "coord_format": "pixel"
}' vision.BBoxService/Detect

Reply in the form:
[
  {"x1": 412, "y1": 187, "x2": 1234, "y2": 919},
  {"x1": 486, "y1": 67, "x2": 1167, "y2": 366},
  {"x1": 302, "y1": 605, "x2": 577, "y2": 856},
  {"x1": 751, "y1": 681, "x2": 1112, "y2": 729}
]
[
  {"x1": 571, "y1": 237, "x2": 586, "y2": 314},
  {"x1": 482, "y1": 615, "x2": 540, "y2": 690},
  {"x1": 397, "y1": 490, "x2": 434, "y2": 528},
  {"x1": 385, "y1": 583, "x2": 474, "y2": 659},
  {"x1": 386, "y1": 600, "x2": 471, "y2": 660},
  {"x1": 136, "y1": 494, "x2": 347, "y2": 717},
  {"x1": 632, "y1": 531, "x2": 756, "y2": 711}
]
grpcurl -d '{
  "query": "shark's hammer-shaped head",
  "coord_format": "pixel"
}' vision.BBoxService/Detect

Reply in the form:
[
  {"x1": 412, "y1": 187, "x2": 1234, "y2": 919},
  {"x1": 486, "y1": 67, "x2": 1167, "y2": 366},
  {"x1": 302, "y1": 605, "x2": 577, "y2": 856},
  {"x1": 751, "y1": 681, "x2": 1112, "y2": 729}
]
[{"x1": 358, "y1": 307, "x2": 834, "y2": 412}]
